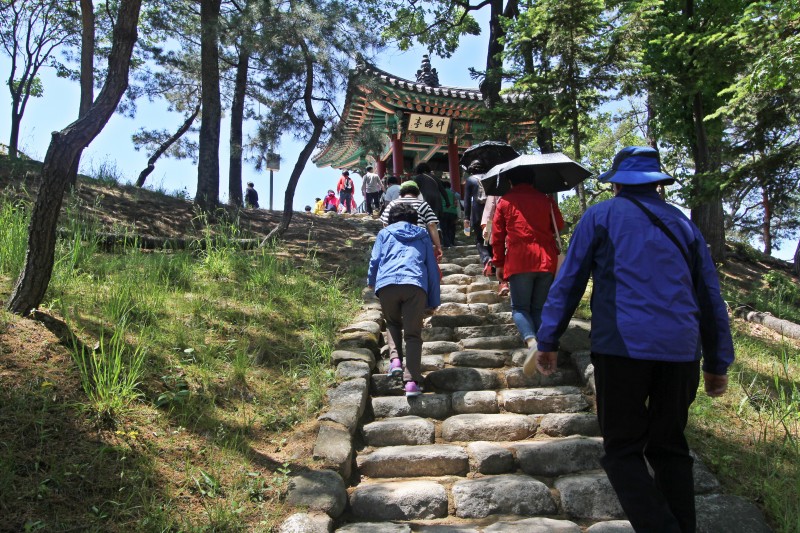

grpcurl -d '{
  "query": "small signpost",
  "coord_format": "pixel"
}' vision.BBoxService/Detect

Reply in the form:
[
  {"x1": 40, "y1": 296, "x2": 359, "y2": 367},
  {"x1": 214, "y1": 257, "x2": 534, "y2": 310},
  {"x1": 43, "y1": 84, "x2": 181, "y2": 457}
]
[{"x1": 264, "y1": 151, "x2": 280, "y2": 211}]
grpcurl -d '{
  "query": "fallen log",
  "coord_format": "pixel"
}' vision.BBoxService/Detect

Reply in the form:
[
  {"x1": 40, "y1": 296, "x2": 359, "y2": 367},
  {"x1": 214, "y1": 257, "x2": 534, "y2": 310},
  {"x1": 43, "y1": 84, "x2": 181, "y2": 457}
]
[{"x1": 735, "y1": 307, "x2": 800, "y2": 341}]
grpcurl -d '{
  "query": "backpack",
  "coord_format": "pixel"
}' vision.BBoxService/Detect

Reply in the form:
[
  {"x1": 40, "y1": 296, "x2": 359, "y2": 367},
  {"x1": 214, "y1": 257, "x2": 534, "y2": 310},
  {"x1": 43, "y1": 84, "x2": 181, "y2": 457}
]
[
  {"x1": 475, "y1": 177, "x2": 487, "y2": 204},
  {"x1": 343, "y1": 177, "x2": 353, "y2": 192},
  {"x1": 441, "y1": 189, "x2": 458, "y2": 216}
]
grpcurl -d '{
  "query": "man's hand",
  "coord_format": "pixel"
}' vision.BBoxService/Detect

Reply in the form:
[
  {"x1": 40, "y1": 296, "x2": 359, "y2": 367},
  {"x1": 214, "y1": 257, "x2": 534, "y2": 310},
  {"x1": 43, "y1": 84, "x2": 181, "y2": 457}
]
[
  {"x1": 495, "y1": 266, "x2": 504, "y2": 282},
  {"x1": 536, "y1": 351, "x2": 557, "y2": 376},
  {"x1": 703, "y1": 372, "x2": 729, "y2": 397},
  {"x1": 482, "y1": 224, "x2": 489, "y2": 241},
  {"x1": 434, "y1": 244, "x2": 443, "y2": 263},
  {"x1": 463, "y1": 220, "x2": 470, "y2": 229}
]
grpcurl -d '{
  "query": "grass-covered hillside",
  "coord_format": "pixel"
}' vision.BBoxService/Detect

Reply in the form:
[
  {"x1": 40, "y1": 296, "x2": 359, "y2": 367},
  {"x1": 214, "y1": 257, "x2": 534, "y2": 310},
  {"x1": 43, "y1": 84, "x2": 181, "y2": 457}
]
[{"x1": 1, "y1": 158, "x2": 799, "y2": 532}]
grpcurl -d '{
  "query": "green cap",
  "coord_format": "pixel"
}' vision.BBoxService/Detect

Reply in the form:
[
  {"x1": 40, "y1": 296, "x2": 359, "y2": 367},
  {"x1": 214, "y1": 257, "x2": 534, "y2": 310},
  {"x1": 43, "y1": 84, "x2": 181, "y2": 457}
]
[{"x1": 400, "y1": 180, "x2": 419, "y2": 194}]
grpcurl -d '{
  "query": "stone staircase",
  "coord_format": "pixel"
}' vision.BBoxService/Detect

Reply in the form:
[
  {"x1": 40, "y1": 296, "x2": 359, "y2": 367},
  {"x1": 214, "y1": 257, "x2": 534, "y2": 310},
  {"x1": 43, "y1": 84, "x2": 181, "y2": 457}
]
[{"x1": 282, "y1": 236, "x2": 773, "y2": 533}]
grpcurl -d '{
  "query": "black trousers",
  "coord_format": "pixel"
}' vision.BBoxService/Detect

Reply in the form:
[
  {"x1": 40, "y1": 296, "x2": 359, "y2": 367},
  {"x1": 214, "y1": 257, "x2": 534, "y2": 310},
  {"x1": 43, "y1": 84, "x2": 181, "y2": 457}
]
[
  {"x1": 365, "y1": 191, "x2": 382, "y2": 213},
  {"x1": 592, "y1": 353, "x2": 700, "y2": 533},
  {"x1": 440, "y1": 213, "x2": 457, "y2": 247}
]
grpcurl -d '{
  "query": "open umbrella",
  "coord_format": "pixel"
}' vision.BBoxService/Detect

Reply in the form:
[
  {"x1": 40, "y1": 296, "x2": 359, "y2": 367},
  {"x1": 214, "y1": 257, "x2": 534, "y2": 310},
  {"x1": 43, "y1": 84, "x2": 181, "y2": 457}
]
[
  {"x1": 480, "y1": 152, "x2": 592, "y2": 196},
  {"x1": 459, "y1": 140, "x2": 520, "y2": 170}
]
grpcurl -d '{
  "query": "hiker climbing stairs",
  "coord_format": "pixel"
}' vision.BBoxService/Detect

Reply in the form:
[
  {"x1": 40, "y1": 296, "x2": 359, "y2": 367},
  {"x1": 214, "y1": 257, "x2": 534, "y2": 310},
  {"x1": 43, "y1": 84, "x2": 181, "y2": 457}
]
[{"x1": 281, "y1": 225, "x2": 773, "y2": 533}]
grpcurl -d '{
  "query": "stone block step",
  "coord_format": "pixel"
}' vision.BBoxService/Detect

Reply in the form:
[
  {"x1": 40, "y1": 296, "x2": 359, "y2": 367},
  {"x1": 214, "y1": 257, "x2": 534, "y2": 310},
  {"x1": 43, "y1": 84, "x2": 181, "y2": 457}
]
[
  {"x1": 500, "y1": 386, "x2": 589, "y2": 414},
  {"x1": 439, "y1": 263, "x2": 465, "y2": 276},
  {"x1": 449, "y1": 349, "x2": 511, "y2": 368},
  {"x1": 349, "y1": 480, "x2": 449, "y2": 521},
  {"x1": 426, "y1": 368, "x2": 500, "y2": 392},
  {"x1": 362, "y1": 416, "x2": 435, "y2": 447},
  {"x1": 452, "y1": 474, "x2": 557, "y2": 518},
  {"x1": 505, "y1": 367, "x2": 581, "y2": 388},
  {"x1": 511, "y1": 436, "x2": 604, "y2": 477},
  {"x1": 460, "y1": 335, "x2": 523, "y2": 350},
  {"x1": 357, "y1": 444, "x2": 469, "y2": 478},
  {"x1": 453, "y1": 324, "x2": 518, "y2": 340},
  {"x1": 442, "y1": 413, "x2": 535, "y2": 442},
  {"x1": 334, "y1": 517, "x2": 586, "y2": 532},
  {"x1": 372, "y1": 394, "x2": 452, "y2": 419},
  {"x1": 555, "y1": 473, "x2": 625, "y2": 520}
]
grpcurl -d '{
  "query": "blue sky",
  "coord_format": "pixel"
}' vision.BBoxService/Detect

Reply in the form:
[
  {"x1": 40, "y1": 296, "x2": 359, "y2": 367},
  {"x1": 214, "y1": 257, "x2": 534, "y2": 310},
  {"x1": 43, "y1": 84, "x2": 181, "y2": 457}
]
[{"x1": 0, "y1": 19, "x2": 489, "y2": 212}]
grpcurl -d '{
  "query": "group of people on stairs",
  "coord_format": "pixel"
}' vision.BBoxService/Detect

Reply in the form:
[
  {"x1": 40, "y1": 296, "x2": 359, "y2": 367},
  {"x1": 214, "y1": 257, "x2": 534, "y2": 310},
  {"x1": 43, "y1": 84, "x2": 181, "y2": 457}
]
[{"x1": 367, "y1": 146, "x2": 734, "y2": 533}]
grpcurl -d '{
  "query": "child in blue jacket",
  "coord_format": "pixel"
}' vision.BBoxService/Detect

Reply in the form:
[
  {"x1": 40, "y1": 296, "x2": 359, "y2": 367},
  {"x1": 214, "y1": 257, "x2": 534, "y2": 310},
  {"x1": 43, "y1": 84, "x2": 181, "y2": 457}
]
[{"x1": 367, "y1": 203, "x2": 441, "y2": 397}]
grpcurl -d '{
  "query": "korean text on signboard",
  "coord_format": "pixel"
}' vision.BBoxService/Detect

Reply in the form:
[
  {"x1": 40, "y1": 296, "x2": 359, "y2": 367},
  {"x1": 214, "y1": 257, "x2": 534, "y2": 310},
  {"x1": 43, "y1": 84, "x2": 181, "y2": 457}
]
[{"x1": 407, "y1": 114, "x2": 450, "y2": 135}]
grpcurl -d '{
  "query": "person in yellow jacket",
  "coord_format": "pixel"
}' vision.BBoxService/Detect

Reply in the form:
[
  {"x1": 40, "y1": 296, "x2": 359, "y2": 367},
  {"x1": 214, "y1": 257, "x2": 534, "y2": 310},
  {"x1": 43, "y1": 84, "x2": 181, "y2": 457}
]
[{"x1": 313, "y1": 197, "x2": 324, "y2": 215}]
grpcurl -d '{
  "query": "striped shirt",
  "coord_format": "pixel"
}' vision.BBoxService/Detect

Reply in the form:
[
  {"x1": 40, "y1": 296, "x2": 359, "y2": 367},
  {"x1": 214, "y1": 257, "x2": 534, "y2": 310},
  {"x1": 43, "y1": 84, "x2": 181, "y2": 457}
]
[{"x1": 381, "y1": 196, "x2": 439, "y2": 228}]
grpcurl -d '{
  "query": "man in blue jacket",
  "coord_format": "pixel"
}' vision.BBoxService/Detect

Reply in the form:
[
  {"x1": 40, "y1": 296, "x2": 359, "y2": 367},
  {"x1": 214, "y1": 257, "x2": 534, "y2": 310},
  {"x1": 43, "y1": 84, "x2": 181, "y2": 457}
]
[
  {"x1": 368, "y1": 203, "x2": 441, "y2": 397},
  {"x1": 530, "y1": 146, "x2": 734, "y2": 533}
]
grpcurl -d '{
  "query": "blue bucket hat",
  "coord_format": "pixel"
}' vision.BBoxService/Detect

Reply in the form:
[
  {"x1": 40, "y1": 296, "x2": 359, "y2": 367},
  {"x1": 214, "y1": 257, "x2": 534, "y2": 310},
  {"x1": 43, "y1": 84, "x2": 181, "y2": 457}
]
[{"x1": 598, "y1": 146, "x2": 674, "y2": 185}]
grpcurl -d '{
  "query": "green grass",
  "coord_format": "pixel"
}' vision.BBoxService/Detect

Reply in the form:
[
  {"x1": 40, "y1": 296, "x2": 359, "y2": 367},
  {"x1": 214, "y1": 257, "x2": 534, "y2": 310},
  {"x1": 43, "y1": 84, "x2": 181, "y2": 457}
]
[{"x1": 0, "y1": 188, "x2": 364, "y2": 530}]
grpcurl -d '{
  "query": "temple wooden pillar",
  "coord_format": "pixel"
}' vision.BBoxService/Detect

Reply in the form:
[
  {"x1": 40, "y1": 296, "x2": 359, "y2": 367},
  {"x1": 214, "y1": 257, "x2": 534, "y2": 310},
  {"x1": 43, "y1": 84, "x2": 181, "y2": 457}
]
[
  {"x1": 376, "y1": 160, "x2": 387, "y2": 178},
  {"x1": 448, "y1": 138, "x2": 462, "y2": 195},
  {"x1": 392, "y1": 136, "x2": 404, "y2": 177}
]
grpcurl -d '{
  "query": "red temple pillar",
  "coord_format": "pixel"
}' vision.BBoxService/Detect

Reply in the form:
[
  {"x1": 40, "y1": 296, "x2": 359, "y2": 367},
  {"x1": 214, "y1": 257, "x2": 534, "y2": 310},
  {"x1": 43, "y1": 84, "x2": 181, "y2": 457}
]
[
  {"x1": 376, "y1": 160, "x2": 387, "y2": 178},
  {"x1": 392, "y1": 135, "x2": 404, "y2": 177},
  {"x1": 448, "y1": 138, "x2": 462, "y2": 195}
]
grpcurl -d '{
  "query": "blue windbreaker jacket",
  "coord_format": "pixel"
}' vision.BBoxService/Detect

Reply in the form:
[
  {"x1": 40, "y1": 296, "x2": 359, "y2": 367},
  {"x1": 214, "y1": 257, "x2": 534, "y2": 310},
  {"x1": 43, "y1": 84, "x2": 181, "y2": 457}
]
[
  {"x1": 368, "y1": 222, "x2": 441, "y2": 309},
  {"x1": 537, "y1": 188, "x2": 734, "y2": 375}
]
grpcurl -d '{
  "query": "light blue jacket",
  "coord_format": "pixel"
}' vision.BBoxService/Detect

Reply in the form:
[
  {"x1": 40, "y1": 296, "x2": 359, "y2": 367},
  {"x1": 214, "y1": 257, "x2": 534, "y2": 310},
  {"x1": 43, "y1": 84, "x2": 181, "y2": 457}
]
[
  {"x1": 368, "y1": 222, "x2": 441, "y2": 309},
  {"x1": 537, "y1": 187, "x2": 734, "y2": 375}
]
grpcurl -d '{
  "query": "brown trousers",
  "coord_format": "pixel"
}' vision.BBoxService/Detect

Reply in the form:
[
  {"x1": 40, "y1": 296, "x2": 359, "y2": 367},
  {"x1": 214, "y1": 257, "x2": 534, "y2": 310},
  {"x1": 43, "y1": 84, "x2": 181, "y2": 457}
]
[{"x1": 378, "y1": 284, "x2": 426, "y2": 384}]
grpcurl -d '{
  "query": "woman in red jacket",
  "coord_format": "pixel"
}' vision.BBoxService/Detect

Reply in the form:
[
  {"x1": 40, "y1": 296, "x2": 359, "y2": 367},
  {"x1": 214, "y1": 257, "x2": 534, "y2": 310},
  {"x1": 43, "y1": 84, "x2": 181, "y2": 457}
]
[{"x1": 492, "y1": 174, "x2": 564, "y2": 351}]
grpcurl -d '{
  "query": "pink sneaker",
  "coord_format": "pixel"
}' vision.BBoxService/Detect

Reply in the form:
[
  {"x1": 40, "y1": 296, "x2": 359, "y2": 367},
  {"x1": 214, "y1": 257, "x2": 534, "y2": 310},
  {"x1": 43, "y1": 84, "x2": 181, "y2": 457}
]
[
  {"x1": 498, "y1": 281, "x2": 509, "y2": 297},
  {"x1": 404, "y1": 381, "x2": 422, "y2": 397},
  {"x1": 387, "y1": 358, "x2": 403, "y2": 377}
]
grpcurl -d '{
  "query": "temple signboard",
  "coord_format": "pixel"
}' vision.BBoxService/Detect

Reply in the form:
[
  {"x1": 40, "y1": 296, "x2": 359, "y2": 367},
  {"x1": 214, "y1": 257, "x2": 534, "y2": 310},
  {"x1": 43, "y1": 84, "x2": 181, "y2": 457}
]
[{"x1": 408, "y1": 113, "x2": 450, "y2": 135}]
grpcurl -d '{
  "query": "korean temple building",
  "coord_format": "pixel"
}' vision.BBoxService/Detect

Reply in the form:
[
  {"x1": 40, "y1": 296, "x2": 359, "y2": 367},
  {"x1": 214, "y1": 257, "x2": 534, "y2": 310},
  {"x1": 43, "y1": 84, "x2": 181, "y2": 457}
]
[{"x1": 312, "y1": 55, "x2": 532, "y2": 192}]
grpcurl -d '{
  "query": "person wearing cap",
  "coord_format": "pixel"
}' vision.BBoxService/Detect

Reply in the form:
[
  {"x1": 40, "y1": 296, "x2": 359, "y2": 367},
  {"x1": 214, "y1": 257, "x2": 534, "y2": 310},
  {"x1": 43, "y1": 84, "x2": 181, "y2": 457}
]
[
  {"x1": 244, "y1": 181, "x2": 259, "y2": 208},
  {"x1": 530, "y1": 146, "x2": 734, "y2": 533},
  {"x1": 381, "y1": 180, "x2": 443, "y2": 262},
  {"x1": 362, "y1": 165, "x2": 384, "y2": 215},
  {"x1": 336, "y1": 170, "x2": 355, "y2": 213},
  {"x1": 323, "y1": 190, "x2": 338, "y2": 212}
]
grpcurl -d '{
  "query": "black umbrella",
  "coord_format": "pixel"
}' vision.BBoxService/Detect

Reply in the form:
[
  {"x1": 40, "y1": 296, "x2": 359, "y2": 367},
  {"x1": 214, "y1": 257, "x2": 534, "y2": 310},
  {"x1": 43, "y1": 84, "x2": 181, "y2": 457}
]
[
  {"x1": 459, "y1": 141, "x2": 520, "y2": 170},
  {"x1": 481, "y1": 153, "x2": 592, "y2": 196}
]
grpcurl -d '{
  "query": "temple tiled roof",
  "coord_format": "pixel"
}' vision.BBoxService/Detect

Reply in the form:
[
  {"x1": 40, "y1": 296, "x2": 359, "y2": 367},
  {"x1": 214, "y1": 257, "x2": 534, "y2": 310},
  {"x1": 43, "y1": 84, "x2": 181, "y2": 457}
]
[{"x1": 313, "y1": 56, "x2": 532, "y2": 171}]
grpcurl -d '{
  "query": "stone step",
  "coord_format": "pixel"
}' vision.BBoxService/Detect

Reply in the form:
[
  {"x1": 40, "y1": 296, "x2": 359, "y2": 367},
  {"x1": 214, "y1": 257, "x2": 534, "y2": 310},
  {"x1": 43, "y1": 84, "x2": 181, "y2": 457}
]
[
  {"x1": 334, "y1": 517, "x2": 589, "y2": 532},
  {"x1": 356, "y1": 444, "x2": 469, "y2": 478},
  {"x1": 460, "y1": 335, "x2": 523, "y2": 350},
  {"x1": 500, "y1": 386, "x2": 590, "y2": 414},
  {"x1": 452, "y1": 474, "x2": 557, "y2": 518},
  {"x1": 426, "y1": 367, "x2": 500, "y2": 392},
  {"x1": 349, "y1": 480, "x2": 449, "y2": 521},
  {"x1": 371, "y1": 380, "x2": 590, "y2": 411},
  {"x1": 453, "y1": 324, "x2": 518, "y2": 340},
  {"x1": 362, "y1": 416, "x2": 436, "y2": 447},
  {"x1": 441, "y1": 413, "x2": 535, "y2": 442},
  {"x1": 511, "y1": 436, "x2": 604, "y2": 477},
  {"x1": 449, "y1": 349, "x2": 512, "y2": 368}
]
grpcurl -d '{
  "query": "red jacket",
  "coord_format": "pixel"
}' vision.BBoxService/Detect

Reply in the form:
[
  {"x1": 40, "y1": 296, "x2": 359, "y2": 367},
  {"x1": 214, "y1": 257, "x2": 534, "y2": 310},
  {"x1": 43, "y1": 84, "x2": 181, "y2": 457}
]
[
  {"x1": 492, "y1": 183, "x2": 565, "y2": 278},
  {"x1": 337, "y1": 175, "x2": 355, "y2": 194}
]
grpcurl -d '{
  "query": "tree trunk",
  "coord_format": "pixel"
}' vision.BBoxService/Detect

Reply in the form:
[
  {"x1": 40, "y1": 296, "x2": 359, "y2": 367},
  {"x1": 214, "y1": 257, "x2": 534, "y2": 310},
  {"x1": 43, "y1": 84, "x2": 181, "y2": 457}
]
[
  {"x1": 228, "y1": 44, "x2": 250, "y2": 207},
  {"x1": 794, "y1": 239, "x2": 800, "y2": 276},
  {"x1": 689, "y1": 92, "x2": 726, "y2": 262},
  {"x1": 736, "y1": 308, "x2": 800, "y2": 341},
  {"x1": 136, "y1": 102, "x2": 200, "y2": 187},
  {"x1": 480, "y1": 0, "x2": 505, "y2": 111},
  {"x1": 571, "y1": 101, "x2": 586, "y2": 212},
  {"x1": 761, "y1": 186, "x2": 772, "y2": 255},
  {"x1": 262, "y1": 39, "x2": 323, "y2": 243},
  {"x1": 196, "y1": 0, "x2": 222, "y2": 212},
  {"x1": 7, "y1": 0, "x2": 142, "y2": 316},
  {"x1": 8, "y1": 104, "x2": 21, "y2": 159},
  {"x1": 67, "y1": 0, "x2": 96, "y2": 188}
]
